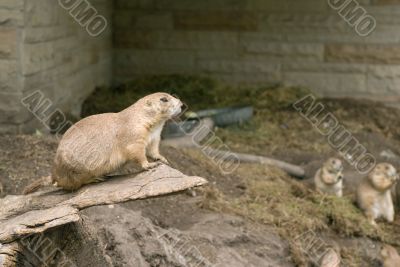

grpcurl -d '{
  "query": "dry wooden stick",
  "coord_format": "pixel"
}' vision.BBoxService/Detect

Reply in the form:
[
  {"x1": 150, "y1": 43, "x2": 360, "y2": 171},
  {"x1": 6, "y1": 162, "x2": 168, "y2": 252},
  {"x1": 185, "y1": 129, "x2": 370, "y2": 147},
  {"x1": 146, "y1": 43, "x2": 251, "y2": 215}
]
[
  {"x1": 203, "y1": 148, "x2": 305, "y2": 178},
  {"x1": 162, "y1": 118, "x2": 305, "y2": 178}
]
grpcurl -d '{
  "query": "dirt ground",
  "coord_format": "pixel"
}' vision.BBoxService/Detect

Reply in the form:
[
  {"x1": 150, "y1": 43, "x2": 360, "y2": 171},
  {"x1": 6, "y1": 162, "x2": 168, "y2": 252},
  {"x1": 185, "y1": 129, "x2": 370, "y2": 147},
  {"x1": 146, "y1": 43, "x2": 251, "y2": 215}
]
[{"x1": 2, "y1": 76, "x2": 400, "y2": 266}]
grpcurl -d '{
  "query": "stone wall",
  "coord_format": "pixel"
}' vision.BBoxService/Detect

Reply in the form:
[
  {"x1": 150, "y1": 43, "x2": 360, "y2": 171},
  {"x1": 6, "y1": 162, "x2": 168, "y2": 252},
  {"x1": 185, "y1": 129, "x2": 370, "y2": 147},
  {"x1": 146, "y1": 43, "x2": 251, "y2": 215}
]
[
  {"x1": 3, "y1": 0, "x2": 400, "y2": 132},
  {"x1": 0, "y1": 0, "x2": 112, "y2": 133},
  {"x1": 114, "y1": 0, "x2": 400, "y2": 106},
  {"x1": 0, "y1": 0, "x2": 24, "y2": 133}
]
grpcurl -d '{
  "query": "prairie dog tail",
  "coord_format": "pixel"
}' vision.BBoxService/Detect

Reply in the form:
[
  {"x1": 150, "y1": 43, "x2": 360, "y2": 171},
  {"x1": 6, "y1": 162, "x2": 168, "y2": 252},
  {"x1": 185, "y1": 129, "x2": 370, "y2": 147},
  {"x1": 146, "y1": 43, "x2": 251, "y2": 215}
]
[{"x1": 23, "y1": 175, "x2": 53, "y2": 195}]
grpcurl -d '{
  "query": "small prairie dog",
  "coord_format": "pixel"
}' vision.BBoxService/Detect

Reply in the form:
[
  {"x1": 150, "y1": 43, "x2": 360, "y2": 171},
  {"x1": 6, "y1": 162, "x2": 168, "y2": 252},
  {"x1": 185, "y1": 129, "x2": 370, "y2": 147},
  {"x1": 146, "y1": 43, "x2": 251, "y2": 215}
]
[
  {"x1": 381, "y1": 244, "x2": 400, "y2": 267},
  {"x1": 23, "y1": 93, "x2": 183, "y2": 193},
  {"x1": 357, "y1": 163, "x2": 399, "y2": 226},
  {"x1": 320, "y1": 248, "x2": 340, "y2": 267},
  {"x1": 314, "y1": 158, "x2": 344, "y2": 197}
]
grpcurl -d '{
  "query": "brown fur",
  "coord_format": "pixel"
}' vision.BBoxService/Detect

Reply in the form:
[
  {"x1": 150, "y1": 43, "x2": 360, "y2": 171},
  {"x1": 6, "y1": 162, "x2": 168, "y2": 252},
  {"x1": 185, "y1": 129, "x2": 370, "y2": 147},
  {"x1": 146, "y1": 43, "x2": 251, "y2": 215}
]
[
  {"x1": 357, "y1": 163, "x2": 399, "y2": 226},
  {"x1": 23, "y1": 93, "x2": 182, "y2": 193},
  {"x1": 314, "y1": 158, "x2": 344, "y2": 197},
  {"x1": 381, "y1": 244, "x2": 400, "y2": 267}
]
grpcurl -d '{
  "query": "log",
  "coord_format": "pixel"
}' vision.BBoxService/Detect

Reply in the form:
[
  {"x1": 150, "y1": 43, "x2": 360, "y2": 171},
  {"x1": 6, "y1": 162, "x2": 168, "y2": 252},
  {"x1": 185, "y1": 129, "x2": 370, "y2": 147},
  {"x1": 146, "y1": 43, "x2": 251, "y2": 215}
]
[
  {"x1": 203, "y1": 148, "x2": 305, "y2": 178},
  {"x1": 0, "y1": 164, "x2": 207, "y2": 244},
  {"x1": 162, "y1": 118, "x2": 305, "y2": 178},
  {"x1": 0, "y1": 242, "x2": 21, "y2": 267}
]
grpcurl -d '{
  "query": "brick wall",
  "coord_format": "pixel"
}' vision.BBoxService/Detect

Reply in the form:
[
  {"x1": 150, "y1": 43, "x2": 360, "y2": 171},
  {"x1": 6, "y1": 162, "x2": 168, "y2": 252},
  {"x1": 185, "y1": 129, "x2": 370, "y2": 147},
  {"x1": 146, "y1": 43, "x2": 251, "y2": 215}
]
[
  {"x1": 0, "y1": 0, "x2": 24, "y2": 133},
  {"x1": 114, "y1": 0, "x2": 400, "y2": 106},
  {"x1": 0, "y1": 0, "x2": 112, "y2": 133},
  {"x1": 2, "y1": 0, "x2": 400, "y2": 132}
]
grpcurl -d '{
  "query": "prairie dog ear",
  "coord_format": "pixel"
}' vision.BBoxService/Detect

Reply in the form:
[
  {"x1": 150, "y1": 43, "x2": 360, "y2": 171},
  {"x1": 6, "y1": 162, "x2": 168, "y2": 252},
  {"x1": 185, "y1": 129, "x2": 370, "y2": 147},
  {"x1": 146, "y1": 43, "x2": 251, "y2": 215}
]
[
  {"x1": 146, "y1": 99, "x2": 152, "y2": 107},
  {"x1": 381, "y1": 245, "x2": 397, "y2": 259}
]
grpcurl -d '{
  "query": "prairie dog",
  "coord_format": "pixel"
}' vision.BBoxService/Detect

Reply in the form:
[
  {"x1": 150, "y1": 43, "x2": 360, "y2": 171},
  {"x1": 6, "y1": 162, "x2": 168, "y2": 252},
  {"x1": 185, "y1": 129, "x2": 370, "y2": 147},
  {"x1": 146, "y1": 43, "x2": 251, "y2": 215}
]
[
  {"x1": 314, "y1": 158, "x2": 344, "y2": 197},
  {"x1": 23, "y1": 93, "x2": 183, "y2": 193},
  {"x1": 381, "y1": 244, "x2": 400, "y2": 267},
  {"x1": 320, "y1": 248, "x2": 340, "y2": 267},
  {"x1": 357, "y1": 163, "x2": 398, "y2": 226}
]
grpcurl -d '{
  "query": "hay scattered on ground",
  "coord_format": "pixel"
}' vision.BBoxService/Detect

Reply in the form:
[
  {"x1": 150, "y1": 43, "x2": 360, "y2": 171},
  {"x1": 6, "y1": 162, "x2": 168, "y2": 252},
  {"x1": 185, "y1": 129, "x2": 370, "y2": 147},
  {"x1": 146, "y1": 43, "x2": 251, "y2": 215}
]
[{"x1": 81, "y1": 75, "x2": 400, "y2": 266}]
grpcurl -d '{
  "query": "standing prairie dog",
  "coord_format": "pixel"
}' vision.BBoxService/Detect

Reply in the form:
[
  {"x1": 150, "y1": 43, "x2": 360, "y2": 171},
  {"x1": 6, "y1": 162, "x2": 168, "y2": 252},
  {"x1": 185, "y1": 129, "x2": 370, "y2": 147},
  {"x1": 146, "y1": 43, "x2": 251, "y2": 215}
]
[
  {"x1": 357, "y1": 163, "x2": 399, "y2": 226},
  {"x1": 23, "y1": 93, "x2": 183, "y2": 193},
  {"x1": 314, "y1": 158, "x2": 344, "y2": 197},
  {"x1": 381, "y1": 244, "x2": 400, "y2": 267}
]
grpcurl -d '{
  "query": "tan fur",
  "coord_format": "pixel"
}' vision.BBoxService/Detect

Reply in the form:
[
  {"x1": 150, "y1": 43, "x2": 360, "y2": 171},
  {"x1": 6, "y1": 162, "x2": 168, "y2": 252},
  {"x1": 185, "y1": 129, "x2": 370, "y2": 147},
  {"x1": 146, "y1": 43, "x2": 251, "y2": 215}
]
[
  {"x1": 381, "y1": 244, "x2": 400, "y2": 267},
  {"x1": 357, "y1": 163, "x2": 399, "y2": 226},
  {"x1": 23, "y1": 175, "x2": 52, "y2": 194},
  {"x1": 320, "y1": 248, "x2": 340, "y2": 267},
  {"x1": 314, "y1": 158, "x2": 344, "y2": 197},
  {"x1": 23, "y1": 93, "x2": 182, "y2": 193}
]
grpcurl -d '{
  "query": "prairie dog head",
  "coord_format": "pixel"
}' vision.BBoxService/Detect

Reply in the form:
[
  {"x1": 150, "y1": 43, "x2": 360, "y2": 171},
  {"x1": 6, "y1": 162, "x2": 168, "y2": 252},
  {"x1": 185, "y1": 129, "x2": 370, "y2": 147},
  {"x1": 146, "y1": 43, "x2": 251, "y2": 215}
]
[
  {"x1": 141, "y1": 93, "x2": 183, "y2": 120},
  {"x1": 321, "y1": 158, "x2": 344, "y2": 185},
  {"x1": 381, "y1": 244, "x2": 400, "y2": 266},
  {"x1": 368, "y1": 163, "x2": 398, "y2": 192}
]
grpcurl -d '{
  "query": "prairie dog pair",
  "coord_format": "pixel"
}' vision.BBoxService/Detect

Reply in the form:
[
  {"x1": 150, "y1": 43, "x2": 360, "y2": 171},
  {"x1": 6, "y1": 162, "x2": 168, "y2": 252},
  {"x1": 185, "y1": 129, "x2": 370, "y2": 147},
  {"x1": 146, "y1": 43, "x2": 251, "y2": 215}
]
[
  {"x1": 23, "y1": 93, "x2": 183, "y2": 194},
  {"x1": 381, "y1": 244, "x2": 400, "y2": 267},
  {"x1": 314, "y1": 158, "x2": 344, "y2": 197},
  {"x1": 357, "y1": 163, "x2": 398, "y2": 226}
]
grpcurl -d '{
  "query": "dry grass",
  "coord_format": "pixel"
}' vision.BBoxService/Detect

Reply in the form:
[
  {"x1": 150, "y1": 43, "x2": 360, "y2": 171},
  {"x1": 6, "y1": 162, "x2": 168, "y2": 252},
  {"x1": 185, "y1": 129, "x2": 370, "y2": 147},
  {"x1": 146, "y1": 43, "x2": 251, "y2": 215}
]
[
  {"x1": 198, "y1": 159, "x2": 399, "y2": 266},
  {"x1": 82, "y1": 75, "x2": 400, "y2": 266}
]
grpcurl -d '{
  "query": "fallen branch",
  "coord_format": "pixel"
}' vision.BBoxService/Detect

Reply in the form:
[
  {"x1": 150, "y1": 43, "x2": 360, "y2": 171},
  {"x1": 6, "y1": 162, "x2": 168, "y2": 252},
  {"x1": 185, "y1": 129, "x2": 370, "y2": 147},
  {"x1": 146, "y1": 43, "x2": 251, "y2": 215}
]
[
  {"x1": 204, "y1": 148, "x2": 305, "y2": 178},
  {"x1": 0, "y1": 164, "x2": 207, "y2": 244},
  {"x1": 162, "y1": 118, "x2": 305, "y2": 178},
  {"x1": 0, "y1": 242, "x2": 22, "y2": 267}
]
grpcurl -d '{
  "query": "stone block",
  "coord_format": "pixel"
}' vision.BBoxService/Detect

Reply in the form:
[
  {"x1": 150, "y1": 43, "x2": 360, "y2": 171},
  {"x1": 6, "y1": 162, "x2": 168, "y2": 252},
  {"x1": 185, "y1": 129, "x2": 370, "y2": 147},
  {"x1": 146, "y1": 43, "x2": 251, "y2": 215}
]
[
  {"x1": 0, "y1": 9, "x2": 24, "y2": 26},
  {"x1": 0, "y1": 0, "x2": 24, "y2": 10},
  {"x1": 25, "y1": 0, "x2": 59, "y2": 27},
  {"x1": 325, "y1": 44, "x2": 400, "y2": 64},
  {"x1": 115, "y1": 0, "x2": 155, "y2": 9},
  {"x1": 198, "y1": 59, "x2": 281, "y2": 75},
  {"x1": 173, "y1": 11, "x2": 258, "y2": 31},
  {"x1": 242, "y1": 42, "x2": 324, "y2": 61},
  {"x1": 373, "y1": 0, "x2": 400, "y2": 5},
  {"x1": 284, "y1": 72, "x2": 367, "y2": 97},
  {"x1": 115, "y1": 30, "x2": 239, "y2": 50},
  {"x1": 115, "y1": 50, "x2": 196, "y2": 75},
  {"x1": 367, "y1": 65, "x2": 400, "y2": 95},
  {"x1": 155, "y1": 0, "x2": 251, "y2": 11},
  {"x1": 283, "y1": 62, "x2": 367, "y2": 74},
  {"x1": 0, "y1": 28, "x2": 17, "y2": 59}
]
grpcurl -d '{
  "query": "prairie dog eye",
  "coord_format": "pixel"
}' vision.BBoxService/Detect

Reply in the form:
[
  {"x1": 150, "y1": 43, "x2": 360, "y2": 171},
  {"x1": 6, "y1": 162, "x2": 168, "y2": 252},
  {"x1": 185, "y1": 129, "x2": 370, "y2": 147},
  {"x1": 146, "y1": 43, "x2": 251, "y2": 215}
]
[{"x1": 160, "y1": 97, "x2": 169, "y2": 103}]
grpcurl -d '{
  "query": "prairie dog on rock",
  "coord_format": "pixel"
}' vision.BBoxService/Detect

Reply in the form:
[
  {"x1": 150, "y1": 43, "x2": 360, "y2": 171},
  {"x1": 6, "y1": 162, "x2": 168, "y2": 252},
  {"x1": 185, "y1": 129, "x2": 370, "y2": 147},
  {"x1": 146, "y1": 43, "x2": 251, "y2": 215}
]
[
  {"x1": 381, "y1": 244, "x2": 400, "y2": 267},
  {"x1": 314, "y1": 158, "x2": 344, "y2": 197},
  {"x1": 23, "y1": 93, "x2": 183, "y2": 193},
  {"x1": 357, "y1": 163, "x2": 398, "y2": 226}
]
